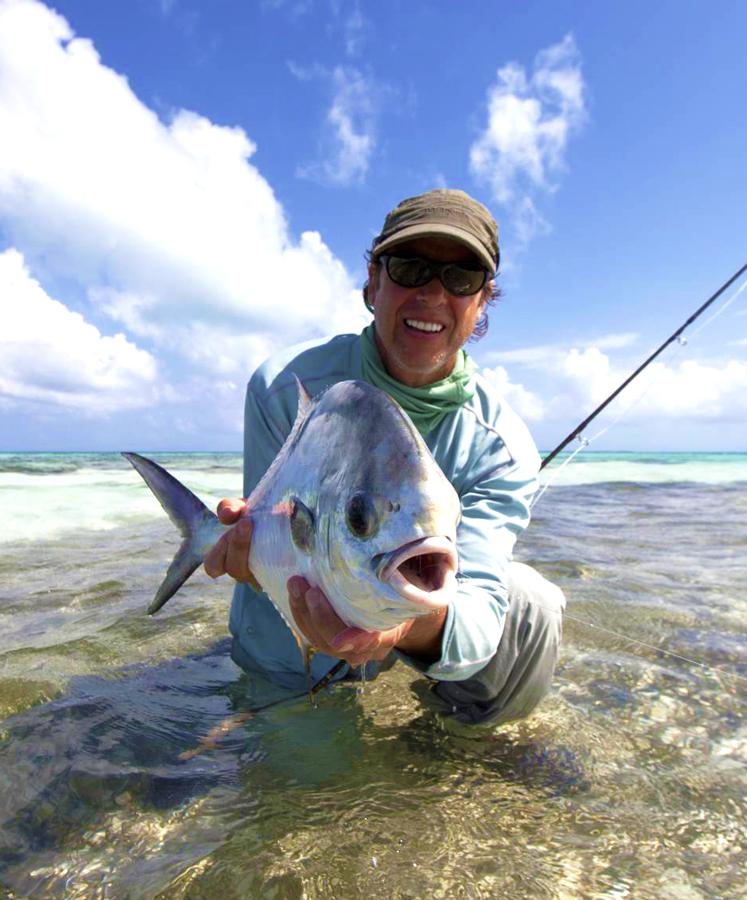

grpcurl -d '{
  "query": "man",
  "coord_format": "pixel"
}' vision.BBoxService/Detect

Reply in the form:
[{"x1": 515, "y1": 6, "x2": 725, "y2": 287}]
[{"x1": 205, "y1": 189, "x2": 564, "y2": 725}]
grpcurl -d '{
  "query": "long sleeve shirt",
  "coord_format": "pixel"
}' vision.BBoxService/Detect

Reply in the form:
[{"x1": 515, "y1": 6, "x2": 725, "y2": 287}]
[{"x1": 228, "y1": 331, "x2": 540, "y2": 694}]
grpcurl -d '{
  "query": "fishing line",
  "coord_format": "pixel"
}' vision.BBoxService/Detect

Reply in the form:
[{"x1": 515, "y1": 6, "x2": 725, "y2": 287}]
[
  {"x1": 527, "y1": 260, "x2": 747, "y2": 686},
  {"x1": 540, "y1": 259, "x2": 747, "y2": 471},
  {"x1": 532, "y1": 268, "x2": 747, "y2": 504},
  {"x1": 587, "y1": 270, "x2": 747, "y2": 450},
  {"x1": 530, "y1": 336, "x2": 687, "y2": 508},
  {"x1": 687, "y1": 272, "x2": 747, "y2": 338},
  {"x1": 557, "y1": 608, "x2": 747, "y2": 687}
]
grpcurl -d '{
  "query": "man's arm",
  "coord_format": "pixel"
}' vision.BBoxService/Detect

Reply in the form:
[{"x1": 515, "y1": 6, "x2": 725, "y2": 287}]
[{"x1": 393, "y1": 445, "x2": 539, "y2": 682}]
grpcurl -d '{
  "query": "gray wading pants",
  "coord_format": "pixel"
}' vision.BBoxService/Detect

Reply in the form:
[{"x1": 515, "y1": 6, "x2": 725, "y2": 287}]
[{"x1": 425, "y1": 562, "x2": 566, "y2": 726}]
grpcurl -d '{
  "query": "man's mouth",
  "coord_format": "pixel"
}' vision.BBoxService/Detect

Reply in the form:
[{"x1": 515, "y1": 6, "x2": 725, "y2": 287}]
[{"x1": 404, "y1": 319, "x2": 445, "y2": 333}]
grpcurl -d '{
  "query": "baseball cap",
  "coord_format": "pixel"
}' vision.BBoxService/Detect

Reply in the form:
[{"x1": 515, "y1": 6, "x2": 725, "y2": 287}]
[{"x1": 373, "y1": 189, "x2": 499, "y2": 273}]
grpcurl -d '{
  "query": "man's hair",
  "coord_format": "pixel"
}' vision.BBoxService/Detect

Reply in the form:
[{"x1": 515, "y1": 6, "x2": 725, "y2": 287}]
[{"x1": 362, "y1": 249, "x2": 503, "y2": 341}]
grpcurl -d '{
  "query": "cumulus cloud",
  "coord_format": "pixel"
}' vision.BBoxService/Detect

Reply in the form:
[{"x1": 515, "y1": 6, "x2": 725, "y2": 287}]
[
  {"x1": 470, "y1": 34, "x2": 586, "y2": 246},
  {"x1": 295, "y1": 65, "x2": 377, "y2": 186},
  {"x1": 486, "y1": 338, "x2": 747, "y2": 435},
  {"x1": 481, "y1": 366, "x2": 546, "y2": 422},
  {"x1": 0, "y1": 0, "x2": 370, "y2": 421},
  {"x1": 0, "y1": 248, "x2": 159, "y2": 412},
  {"x1": 484, "y1": 333, "x2": 638, "y2": 367}
]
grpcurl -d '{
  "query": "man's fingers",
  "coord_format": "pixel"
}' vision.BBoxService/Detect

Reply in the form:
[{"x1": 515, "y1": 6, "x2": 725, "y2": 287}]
[
  {"x1": 204, "y1": 517, "x2": 262, "y2": 589},
  {"x1": 285, "y1": 577, "x2": 410, "y2": 666},
  {"x1": 288, "y1": 581, "x2": 354, "y2": 655},
  {"x1": 306, "y1": 587, "x2": 346, "y2": 636},
  {"x1": 204, "y1": 533, "x2": 229, "y2": 579},
  {"x1": 288, "y1": 579, "x2": 327, "y2": 648},
  {"x1": 224, "y1": 518, "x2": 262, "y2": 588},
  {"x1": 224, "y1": 518, "x2": 252, "y2": 573},
  {"x1": 216, "y1": 497, "x2": 246, "y2": 525},
  {"x1": 330, "y1": 626, "x2": 377, "y2": 654}
]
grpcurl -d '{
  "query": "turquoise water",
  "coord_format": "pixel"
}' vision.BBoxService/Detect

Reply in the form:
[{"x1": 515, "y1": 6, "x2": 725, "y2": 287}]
[
  {"x1": 1, "y1": 452, "x2": 746, "y2": 897},
  {"x1": 539, "y1": 450, "x2": 747, "y2": 486}
]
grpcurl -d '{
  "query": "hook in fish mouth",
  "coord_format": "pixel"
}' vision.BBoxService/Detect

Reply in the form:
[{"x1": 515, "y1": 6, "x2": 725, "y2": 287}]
[{"x1": 372, "y1": 536, "x2": 457, "y2": 608}]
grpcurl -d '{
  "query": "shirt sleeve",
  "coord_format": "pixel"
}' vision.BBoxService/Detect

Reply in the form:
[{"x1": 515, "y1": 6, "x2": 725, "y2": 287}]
[
  {"x1": 228, "y1": 371, "x2": 291, "y2": 639},
  {"x1": 394, "y1": 428, "x2": 539, "y2": 684},
  {"x1": 242, "y1": 373, "x2": 289, "y2": 497}
]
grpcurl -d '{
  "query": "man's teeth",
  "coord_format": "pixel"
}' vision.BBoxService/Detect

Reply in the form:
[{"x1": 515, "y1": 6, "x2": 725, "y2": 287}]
[{"x1": 405, "y1": 320, "x2": 444, "y2": 333}]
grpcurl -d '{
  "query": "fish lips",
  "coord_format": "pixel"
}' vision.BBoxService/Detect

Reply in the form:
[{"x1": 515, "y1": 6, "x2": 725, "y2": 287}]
[{"x1": 373, "y1": 536, "x2": 458, "y2": 611}]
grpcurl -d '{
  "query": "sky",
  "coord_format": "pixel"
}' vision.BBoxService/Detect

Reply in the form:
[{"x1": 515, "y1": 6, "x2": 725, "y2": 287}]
[{"x1": 1, "y1": 0, "x2": 746, "y2": 453}]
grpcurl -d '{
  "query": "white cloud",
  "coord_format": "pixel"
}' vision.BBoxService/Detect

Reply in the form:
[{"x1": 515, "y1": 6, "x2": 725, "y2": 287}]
[
  {"x1": 342, "y1": 2, "x2": 368, "y2": 56},
  {"x1": 0, "y1": 248, "x2": 159, "y2": 412},
  {"x1": 631, "y1": 358, "x2": 747, "y2": 419},
  {"x1": 484, "y1": 333, "x2": 638, "y2": 367},
  {"x1": 295, "y1": 65, "x2": 377, "y2": 186},
  {"x1": 513, "y1": 196, "x2": 551, "y2": 246},
  {"x1": 481, "y1": 331, "x2": 747, "y2": 441},
  {"x1": 481, "y1": 365, "x2": 546, "y2": 422},
  {"x1": 470, "y1": 34, "x2": 586, "y2": 246},
  {"x1": 519, "y1": 345, "x2": 747, "y2": 427},
  {"x1": 0, "y1": 0, "x2": 369, "y2": 384}
]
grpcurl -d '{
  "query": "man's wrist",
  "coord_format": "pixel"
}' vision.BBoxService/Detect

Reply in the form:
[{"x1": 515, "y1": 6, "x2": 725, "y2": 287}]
[{"x1": 395, "y1": 607, "x2": 448, "y2": 665}]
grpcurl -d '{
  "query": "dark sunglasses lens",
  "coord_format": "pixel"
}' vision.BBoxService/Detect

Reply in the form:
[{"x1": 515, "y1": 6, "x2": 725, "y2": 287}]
[
  {"x1": 385, "y1": 255, "x2": 488, "y2": 295},
  {"x1": 441, "y1": 264, "x2": 487, "y2": 296},
  {"x1": 386, "y1": 256, "x2": 432, "y2": 288}
]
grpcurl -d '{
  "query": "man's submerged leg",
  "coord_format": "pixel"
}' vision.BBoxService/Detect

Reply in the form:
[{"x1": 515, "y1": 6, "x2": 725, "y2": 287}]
[{"x1": 430, "y1": 562, "x2": 565, "y2": 726}]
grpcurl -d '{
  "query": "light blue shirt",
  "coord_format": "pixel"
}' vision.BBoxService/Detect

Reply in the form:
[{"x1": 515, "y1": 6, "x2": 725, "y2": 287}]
[{"x1": 229, "y1": 332, "x2": 540, "y2": 692}]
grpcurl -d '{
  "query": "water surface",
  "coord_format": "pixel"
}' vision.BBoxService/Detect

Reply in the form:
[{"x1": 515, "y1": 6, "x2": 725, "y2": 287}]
[{"x1": 1, "y1": 452, "x2": 746, "y2": 898}]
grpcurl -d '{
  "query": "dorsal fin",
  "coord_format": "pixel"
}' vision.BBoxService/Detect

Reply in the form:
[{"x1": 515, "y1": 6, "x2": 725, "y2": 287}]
[
  {"x1": 248, "y1": 373, "x2": 316, "y2": 507},
  {"x1": 293, "y1": 374, "x2": 312, "y2": 417}
]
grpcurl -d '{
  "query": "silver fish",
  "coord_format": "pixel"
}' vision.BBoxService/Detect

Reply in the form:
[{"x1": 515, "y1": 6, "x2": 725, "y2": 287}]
[{"x1": 123, "y1": 379, "x2": 460, "y2": 665}]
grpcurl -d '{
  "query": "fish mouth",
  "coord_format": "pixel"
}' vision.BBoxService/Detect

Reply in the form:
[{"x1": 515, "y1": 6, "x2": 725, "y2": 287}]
[{"x1": 373, "y1": 537, "x2": 458, "y2": 610}]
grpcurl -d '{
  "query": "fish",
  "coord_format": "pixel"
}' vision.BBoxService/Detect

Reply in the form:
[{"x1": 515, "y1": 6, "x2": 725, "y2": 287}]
[{"x1": 123, "y1": 378, "x2": 461, "y2": 670}]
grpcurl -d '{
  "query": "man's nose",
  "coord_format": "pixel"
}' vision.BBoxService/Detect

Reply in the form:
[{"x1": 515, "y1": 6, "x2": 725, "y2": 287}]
[{"x1": 416, "y1": 275, "x2": 448, "y2": 306}]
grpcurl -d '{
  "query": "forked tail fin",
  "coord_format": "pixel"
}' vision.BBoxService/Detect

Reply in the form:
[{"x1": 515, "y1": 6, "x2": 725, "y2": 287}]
[{"x1": 122, "y1": 452, "x2": 227, "y2": 614}]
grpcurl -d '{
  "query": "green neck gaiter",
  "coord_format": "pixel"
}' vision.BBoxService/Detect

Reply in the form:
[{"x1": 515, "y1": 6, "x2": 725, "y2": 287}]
[{"x1": 359, "y1": 323, "x2": 478, "y2": 436}]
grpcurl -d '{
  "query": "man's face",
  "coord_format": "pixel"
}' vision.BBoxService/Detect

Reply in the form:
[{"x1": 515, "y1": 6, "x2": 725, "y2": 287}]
[{"x1": 367, "y1": 236, "x2": 489, "y2": 388}]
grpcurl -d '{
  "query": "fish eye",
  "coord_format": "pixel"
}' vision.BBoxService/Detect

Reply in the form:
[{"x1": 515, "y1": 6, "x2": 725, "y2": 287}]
[{"x1": 345, "y1": 492, "x2": 379, "y2": 539}]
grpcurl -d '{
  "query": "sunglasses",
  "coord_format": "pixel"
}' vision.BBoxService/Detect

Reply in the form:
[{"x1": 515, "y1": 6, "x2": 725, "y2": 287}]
[{"x1": 379, "y1": 254, "x2": 491, "y2": 297}]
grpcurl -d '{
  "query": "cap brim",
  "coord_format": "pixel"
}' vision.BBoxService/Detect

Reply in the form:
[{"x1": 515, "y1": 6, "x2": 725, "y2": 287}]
[{"x1": 374, "y1": 223, "x2": 497, "y2": 273}]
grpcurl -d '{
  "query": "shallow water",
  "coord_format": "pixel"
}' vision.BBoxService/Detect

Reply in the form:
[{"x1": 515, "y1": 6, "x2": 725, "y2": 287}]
[{"x1": 1, "y1": 454, "x2": 746, "y2": 898}]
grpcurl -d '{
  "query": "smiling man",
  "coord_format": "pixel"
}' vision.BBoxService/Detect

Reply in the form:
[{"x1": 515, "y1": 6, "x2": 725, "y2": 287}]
[{"x1": 206, "y1": 189, "x2": 565, "y2": 725}]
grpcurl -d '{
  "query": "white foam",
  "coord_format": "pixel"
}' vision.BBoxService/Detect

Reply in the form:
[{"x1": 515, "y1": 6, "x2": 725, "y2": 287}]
[
  {"x1": 540, "y1": 455, "x2": 747, "y2": 487},
  {"x1": 0, "y1": 464, "x2": 242, "y2": 544}
]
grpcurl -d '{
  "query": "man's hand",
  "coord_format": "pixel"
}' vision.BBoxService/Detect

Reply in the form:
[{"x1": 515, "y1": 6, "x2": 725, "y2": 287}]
[
  {"x1": 287, "y1": 576, "x2": 447, "y2": 667},
  {"x1": 203, "y1": 498, "x2": 263, "y2": 592}
]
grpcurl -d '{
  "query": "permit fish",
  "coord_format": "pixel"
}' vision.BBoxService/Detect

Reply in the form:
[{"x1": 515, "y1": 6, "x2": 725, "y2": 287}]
[{"x1": 123, "y1": 378, "x2": 460, "y2": 670}]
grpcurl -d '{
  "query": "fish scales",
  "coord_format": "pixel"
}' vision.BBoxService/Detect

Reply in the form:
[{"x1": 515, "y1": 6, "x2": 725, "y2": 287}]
[{"x1": 123, "y1": 378, "x2": 461, "y2": 663}]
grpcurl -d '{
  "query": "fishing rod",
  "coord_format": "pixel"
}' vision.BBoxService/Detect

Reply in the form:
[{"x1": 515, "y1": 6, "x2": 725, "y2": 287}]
[{"x1": 540, "y1": 258, "x2": 747, "y2": 470}]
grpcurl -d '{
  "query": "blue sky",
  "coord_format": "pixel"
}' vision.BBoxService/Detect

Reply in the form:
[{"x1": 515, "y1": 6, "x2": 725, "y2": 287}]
[{"x1": 1, "y1": 0, "x2": 746, "y2": 453}]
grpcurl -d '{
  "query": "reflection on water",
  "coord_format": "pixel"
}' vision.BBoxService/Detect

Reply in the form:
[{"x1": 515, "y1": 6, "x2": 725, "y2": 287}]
[
  {"x1": 1, "y1": 481, "x2": 746, "y2": 898},
  {"x1": 2, "y1": 652, "x2": 745, "y2": 900}
]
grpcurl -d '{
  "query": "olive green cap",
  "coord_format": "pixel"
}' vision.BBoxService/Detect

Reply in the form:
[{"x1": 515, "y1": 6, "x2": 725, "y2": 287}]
[{"x1": 373, "y1": 189, "x2": 499, "y2": 273}]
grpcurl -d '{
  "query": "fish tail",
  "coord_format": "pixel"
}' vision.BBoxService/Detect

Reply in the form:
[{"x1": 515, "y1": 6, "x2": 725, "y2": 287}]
[{"x1": 122, "y1": 452, "x2": 226, "y2": 614}]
